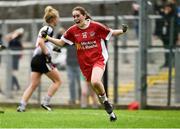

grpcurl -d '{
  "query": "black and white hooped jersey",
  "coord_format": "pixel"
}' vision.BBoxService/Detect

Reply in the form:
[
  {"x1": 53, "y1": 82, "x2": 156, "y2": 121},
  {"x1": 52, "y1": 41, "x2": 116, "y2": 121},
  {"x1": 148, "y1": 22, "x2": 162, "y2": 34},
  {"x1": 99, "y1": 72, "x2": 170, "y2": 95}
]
[{"x1": 33, "y1": 25, "x2": 55, "y2": 56}]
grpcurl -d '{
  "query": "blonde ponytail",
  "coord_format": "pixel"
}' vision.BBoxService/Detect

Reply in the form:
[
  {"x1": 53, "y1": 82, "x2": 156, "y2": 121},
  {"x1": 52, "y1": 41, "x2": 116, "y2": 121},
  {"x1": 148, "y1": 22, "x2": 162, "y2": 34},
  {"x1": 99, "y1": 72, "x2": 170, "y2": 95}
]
[{"x1": 43, "y1": 6, "x2": 59, "y2": 23}]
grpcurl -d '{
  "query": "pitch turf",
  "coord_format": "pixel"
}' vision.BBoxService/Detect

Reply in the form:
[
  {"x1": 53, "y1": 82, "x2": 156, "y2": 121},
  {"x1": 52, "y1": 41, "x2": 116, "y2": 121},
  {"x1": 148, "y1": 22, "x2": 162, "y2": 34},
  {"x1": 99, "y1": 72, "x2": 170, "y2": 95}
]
[{"x1": 0, "y1": 107, "x2": 180, "y2": 128}]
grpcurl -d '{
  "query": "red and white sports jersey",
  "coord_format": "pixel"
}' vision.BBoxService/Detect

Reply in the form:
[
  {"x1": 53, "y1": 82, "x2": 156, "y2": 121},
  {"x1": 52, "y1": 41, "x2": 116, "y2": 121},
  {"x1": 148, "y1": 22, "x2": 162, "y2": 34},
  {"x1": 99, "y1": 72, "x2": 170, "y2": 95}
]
[{"x1": 61, "y1": 20, "x2": 113, "y2": 79}]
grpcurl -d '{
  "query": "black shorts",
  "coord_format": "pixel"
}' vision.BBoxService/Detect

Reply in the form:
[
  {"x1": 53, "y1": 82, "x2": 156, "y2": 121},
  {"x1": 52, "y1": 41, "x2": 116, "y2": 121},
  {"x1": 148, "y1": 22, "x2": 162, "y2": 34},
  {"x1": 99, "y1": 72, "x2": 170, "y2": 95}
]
[{"x1": 31, "y1": 54, "x2": 55, "y2": 73}]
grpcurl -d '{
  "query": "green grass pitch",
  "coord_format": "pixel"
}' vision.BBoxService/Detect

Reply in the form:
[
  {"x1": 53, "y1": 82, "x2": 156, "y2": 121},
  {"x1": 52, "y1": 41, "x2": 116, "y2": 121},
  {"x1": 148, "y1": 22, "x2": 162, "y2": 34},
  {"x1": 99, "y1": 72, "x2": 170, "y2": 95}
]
[{"x1": 0, "y1": 107, "x2": 180, "y2": 128}]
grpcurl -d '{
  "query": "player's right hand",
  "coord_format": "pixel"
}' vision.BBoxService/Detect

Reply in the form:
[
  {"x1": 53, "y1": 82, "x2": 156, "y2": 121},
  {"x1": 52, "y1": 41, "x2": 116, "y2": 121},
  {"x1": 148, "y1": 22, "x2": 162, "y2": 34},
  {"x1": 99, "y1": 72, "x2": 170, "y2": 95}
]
[
  {"x1": 41, "y1": 30, "x2": 48, "y2": 39},
  {"x1": 45, "y1": 53, "x2": 52, "y2": 63}
]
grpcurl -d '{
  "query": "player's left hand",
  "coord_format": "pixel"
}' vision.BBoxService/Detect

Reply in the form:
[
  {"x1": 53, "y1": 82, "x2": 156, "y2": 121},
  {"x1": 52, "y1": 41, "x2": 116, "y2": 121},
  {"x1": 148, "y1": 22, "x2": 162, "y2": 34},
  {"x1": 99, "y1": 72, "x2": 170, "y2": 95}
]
[
  {"x1": 122, "y1": 24, "x2": 128, "y2": 33},
  {"x1": 45, "y1": 53, "x2": 52, "y2": 63}
]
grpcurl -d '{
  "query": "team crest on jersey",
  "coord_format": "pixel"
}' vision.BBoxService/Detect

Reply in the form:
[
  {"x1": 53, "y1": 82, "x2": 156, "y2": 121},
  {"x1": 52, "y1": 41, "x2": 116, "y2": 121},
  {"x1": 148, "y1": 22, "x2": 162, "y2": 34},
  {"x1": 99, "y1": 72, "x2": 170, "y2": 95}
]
[
  {"x1": 90, "y1": 31, "x2": 95, "y2": 37},
  {"x1": 82, "y1": 32, "x2": 87, "y2": 38}
]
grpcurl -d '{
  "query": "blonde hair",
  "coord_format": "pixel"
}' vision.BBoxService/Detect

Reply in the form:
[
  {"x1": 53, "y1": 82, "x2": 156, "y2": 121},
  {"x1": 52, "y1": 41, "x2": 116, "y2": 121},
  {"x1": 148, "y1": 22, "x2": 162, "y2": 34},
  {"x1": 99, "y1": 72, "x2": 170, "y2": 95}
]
[{"x1": 43, "y1": 6, "x2": 59, "y2": 23}]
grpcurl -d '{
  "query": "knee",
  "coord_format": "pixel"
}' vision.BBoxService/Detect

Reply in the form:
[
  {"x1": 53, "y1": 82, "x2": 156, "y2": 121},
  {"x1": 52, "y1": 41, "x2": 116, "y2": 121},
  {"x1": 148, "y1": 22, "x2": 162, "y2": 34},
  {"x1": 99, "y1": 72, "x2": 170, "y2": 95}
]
[
  {"x1": 81, "y1": 91, "x2": 87, "y2": 97},
  {"x1": 91, "y1": 79, "x2": 101, "y2": 88}
]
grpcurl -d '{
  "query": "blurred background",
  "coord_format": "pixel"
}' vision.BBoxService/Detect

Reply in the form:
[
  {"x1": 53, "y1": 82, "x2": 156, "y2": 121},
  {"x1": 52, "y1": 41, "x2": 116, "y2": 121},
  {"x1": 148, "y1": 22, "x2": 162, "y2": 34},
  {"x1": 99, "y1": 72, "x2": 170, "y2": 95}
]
[{"x1": 0, "y1": 0, "x2": 180, "y2": 109}]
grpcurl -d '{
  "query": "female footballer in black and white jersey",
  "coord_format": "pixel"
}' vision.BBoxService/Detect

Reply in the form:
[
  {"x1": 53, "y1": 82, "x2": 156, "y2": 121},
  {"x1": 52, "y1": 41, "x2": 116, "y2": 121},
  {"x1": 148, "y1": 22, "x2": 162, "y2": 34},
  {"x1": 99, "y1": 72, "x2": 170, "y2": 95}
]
[{"x1": 17, "y1": 6, "x2": 61, "y2": 112}]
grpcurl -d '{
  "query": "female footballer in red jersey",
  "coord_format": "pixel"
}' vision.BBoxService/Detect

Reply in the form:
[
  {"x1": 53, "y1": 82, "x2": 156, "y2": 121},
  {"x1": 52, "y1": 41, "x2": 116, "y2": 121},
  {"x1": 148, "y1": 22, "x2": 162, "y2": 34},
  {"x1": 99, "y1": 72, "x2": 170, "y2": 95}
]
[{"x1": 42, "y1": 6, "x2": 128, "y2": 121}]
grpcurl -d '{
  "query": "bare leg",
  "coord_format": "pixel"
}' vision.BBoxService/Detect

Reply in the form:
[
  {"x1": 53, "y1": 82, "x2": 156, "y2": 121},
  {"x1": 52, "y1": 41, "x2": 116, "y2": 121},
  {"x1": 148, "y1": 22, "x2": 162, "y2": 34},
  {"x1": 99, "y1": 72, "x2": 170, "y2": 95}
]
[
  {"x1": 80, "y1": 80, "x2": 88, "y2": 108},
  {"x1": 88, "y1": 84, "x2": 99, "y2": 108},
  {"x1": 91, "y1": 67, "x2": 105, "y2": 96},
  {"x1": 85, "y1": 81, "x2": 99, "y2": 108},
  {"x1": 41, "y1": 68, "x2": 61, "y2": 110},
  {"x1": 21, "y1": 72, "x2": 41, "y2": 103},
  {"x1": 17, "y1": 72, "x2": 41, "y2": 112},
  {"x1": 90, "y1": 66, "x2": 117, "y2": 121},
  {"x1": 45, "y1": 68, "x2": 61, "y2": 97}
]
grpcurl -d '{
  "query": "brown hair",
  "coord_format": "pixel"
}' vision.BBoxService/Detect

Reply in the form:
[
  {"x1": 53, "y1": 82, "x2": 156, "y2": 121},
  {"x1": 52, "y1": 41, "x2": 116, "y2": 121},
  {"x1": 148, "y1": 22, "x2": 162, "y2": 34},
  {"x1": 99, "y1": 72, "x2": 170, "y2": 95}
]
[
  {"x1": 43, "y1": 6, "x2": 59, "y2": 23},
  {"x1": 72, "y1": 6, "x2": 92, "y2": 20}
]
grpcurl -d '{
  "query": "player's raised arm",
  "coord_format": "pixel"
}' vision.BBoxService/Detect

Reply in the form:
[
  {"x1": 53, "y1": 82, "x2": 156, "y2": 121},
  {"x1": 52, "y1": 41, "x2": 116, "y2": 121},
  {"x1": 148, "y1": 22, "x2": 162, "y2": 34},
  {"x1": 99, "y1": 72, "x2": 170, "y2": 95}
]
[
  {"x1": 41, "y1": 31, "x2": 65, "y2": 47},
  {"x1": 112, "y1": 24, "x2": 128, "y2": 36}
]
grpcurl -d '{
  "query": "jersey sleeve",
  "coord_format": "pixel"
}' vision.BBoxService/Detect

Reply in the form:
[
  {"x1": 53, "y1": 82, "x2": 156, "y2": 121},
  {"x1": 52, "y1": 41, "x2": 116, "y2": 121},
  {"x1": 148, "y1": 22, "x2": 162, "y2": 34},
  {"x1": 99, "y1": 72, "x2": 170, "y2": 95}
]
[
  {"x1": 36, "y1": 26, "x2": 53, "y2": 47},
  {"x1": 61, "y1": 29, "x2": 74, "y2": 45},
  {"x1": 97, "y1": 23, "x2": 113, "y2": 41},
  {"x1": 38, "y1": 26, "x2": 53, "y2": 38}
]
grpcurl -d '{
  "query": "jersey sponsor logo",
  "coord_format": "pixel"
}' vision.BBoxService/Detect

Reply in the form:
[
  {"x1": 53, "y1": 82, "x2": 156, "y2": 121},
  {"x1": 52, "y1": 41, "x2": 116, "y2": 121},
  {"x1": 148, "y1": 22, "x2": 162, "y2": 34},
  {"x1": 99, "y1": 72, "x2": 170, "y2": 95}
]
[
  {"x1": 75, "y1": 41, "x2": 98, "y2": 50},
  {"x1": 90, "y1": 31, "x2": 95, "y2": 37}
]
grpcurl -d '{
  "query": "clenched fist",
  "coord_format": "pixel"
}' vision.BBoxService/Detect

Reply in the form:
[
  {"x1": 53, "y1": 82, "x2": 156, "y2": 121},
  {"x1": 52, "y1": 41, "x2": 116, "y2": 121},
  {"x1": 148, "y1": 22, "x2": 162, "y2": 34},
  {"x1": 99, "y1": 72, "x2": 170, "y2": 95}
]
[
  {"x1": 122, "y1": 24, "x2": 128, "y2": 33},
  {"x1": 45, "y1": 53, "x2": 52, "y2": 63},
  {"x1": 41, "y1": 30, "x2": 48, "y2": 39}
]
